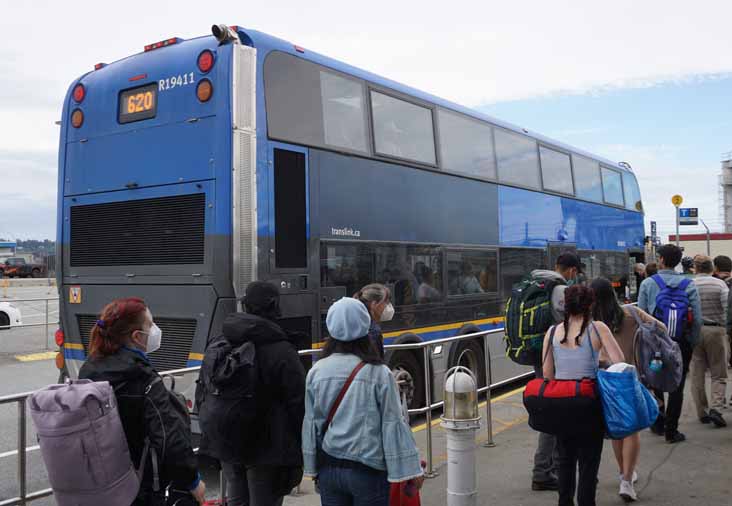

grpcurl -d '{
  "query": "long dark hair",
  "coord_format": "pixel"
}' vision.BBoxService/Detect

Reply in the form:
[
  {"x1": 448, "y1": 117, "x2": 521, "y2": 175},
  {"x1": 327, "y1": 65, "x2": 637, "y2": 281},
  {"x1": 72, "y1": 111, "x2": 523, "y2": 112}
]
[
  {"x1": 321, "y1": 336, "x2": 384, "y2": 365},
  {"x1": 562, "y1": 284, "x2": 595, "y2": 345},
  {"x1": 590, "y1": 277, "x2": 624, "y2": 333}
]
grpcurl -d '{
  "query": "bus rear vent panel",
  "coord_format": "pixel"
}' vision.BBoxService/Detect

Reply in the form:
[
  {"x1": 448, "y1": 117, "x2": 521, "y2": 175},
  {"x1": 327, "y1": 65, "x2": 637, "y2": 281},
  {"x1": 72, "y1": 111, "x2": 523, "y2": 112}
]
[
  {"x1": 70, "y1": 194, "x2": 205, "y2": 266},
  {"x1": 77, "y1": 315, "x2": 197, "y2": 371}
]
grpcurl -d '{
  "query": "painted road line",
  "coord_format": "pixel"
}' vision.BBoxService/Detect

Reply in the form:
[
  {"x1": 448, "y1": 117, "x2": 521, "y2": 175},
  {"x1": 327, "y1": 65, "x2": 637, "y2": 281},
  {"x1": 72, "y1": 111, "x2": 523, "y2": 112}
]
[
  {"x1": 15, "y1": 351, "x2": 57, "y2": 362},
  {"x1": 412, "y1": 385, "x2": 526, "y2": 433}
]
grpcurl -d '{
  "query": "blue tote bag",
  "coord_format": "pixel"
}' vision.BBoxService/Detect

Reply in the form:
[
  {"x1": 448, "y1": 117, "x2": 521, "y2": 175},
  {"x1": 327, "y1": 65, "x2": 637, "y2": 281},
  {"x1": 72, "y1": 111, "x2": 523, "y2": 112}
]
[{"x1": 597, "y1": 366, "x2": 659, "y2": 439}]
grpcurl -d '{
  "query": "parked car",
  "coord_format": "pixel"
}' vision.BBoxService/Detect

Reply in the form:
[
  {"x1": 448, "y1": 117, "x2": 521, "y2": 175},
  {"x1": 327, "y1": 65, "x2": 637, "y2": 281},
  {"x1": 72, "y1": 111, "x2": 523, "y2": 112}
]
[
  {"x1": 1, "y1": 257, "x2": 47, "y2": 278},
  {"x1": 0, "y1": 302, "x2": 22, "y2": 330}
]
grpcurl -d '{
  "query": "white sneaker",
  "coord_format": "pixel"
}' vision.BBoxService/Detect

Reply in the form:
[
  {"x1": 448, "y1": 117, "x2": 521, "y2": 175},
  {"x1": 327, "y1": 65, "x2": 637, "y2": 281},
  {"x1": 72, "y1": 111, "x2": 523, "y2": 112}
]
[{"x1": 619, "y1": 480, "x2": 638, "y2": 502}]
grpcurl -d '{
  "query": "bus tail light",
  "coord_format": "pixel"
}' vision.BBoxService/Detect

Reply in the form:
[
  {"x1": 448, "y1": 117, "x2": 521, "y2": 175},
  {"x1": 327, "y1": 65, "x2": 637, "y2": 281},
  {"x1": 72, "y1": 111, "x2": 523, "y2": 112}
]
[
  {"x1": 144, "y1": 37, "x2": 182, "y2": 52},
  {"x1": 73, "y1": 84, "x2": 85, "y2": 103},
  {"x1": 55, "y1": 328, "x2": 65, "y2": 347},
  {"x1": 196, "y1": 79, "x2": 213, "y2": 102},
  {"x1": 197, "y1": 50, "x2": 214, "y2": 73},
  {"x1": 55, "y1": 352, "x2": 65, "y2": 370},
  {"x1": 71, "y1": 109, "x2": 84, "y2": 128}
]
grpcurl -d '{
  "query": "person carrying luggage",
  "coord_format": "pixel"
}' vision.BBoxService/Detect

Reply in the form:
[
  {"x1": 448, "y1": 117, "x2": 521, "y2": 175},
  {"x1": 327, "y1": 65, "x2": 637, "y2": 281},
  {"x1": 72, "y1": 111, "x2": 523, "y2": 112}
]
[
  {"x1": 592, "y1": 277, "x2": 667, "y2": 502},
  {"x1": 78, "y1": 297, "x2": 205, "y2": 505},
  {"x1": 638, "y1": 244, "x2": 702, "y2": 443},
  {"x1": 302, "y1": 297, "x2": 423, "y2": 506},
  {"x1": 541, "y1": 284, "x2": 624, "y2": 506},
  {"x1": 199, "y1": 281, "x2": 306, "y2": 506}
]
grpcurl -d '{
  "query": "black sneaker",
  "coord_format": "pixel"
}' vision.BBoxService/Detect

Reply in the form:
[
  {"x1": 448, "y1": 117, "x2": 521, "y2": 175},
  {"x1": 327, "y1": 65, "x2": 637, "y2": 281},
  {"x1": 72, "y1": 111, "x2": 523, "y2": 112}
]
[
  {"x1": 650, "y1": 423, "x2": 665, "y2": 436},
  {"x1": 708, "y1": 409, "x2": 727, "y2": 428},
  {"x1": 700, "y1": 415, "x2": 712, "y2": 424},
  {"x1": 532, "y1": 479, "x2": 559, "y2": 491},
  {"x1": 665, "y1": 431, "x2": 686, "y2": 444}
]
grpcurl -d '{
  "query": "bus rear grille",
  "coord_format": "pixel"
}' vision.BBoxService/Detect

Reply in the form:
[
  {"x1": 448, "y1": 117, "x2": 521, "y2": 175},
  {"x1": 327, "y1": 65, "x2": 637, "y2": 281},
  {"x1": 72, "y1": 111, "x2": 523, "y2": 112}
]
[
  {"x1": 70, "y1": 194, "x2": 205, "y2": 266},
  {"x1": 77, "y1": 315, "x2": 197, "y2": 371}
]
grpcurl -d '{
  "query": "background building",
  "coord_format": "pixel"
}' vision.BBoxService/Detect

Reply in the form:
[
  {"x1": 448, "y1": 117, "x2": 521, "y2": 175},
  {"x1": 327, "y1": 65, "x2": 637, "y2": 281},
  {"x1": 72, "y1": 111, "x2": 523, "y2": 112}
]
[
  {"x1": 0, "y1": 242, "x2": 16, "y2": 260},
  {"x1": 668, "y1": 233, "x2": 732, "y2": 258},
  {"x1": 720, "y1": 151, "x2": 732, "y2": 232}
]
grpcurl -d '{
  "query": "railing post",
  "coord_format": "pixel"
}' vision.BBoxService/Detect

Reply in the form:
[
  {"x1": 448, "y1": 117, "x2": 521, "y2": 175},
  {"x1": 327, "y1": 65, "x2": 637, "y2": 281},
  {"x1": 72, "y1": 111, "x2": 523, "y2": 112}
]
[
  {"x1": 481, "y1": 333, "x2": 495, "y2": 448},
  {"x1": 422, "y1": 345, "x2": 437, "y2": 478},
  {"x1": 18, "y1": 398, "x2": 27, "y2": 505},
  {"x1": 44, "y1": 298, "x2": 49, "y2": 351}
]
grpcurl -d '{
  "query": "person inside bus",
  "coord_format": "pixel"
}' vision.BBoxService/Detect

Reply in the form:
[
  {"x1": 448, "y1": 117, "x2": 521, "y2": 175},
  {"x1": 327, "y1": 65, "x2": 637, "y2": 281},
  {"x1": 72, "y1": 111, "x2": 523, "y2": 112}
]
[
  {"x1": 354, "y1": 283, "x2": 394, "y2": 358},
  {"x1": 416, "y1": 265, "x2": 441, "y2": 303},
  {"x1": 593, "y1": 277, "x2": 666, "y2": 502},
  {"x1": 78, "y1": 297, "x2": 206, "y2": 506},
  {"x1": 458, "y1": 259, "x2": 484, "y2": 294},
  {"x1": 302, "y1": 297, "x2": 424, "y2": 506},
  {"x1": 542, "y1": 285, "x2": 624, "y2": 506}
]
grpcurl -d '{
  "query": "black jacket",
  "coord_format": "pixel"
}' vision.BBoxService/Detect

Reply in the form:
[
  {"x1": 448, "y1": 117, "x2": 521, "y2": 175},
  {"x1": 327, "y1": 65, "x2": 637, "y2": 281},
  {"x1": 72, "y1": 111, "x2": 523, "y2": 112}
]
[
  {"x1": 221, "y1": 313, "x2": 306, "y2": 467},
  {"x1": 79, "y1": 347, "x2": 198, "y2": 492}
]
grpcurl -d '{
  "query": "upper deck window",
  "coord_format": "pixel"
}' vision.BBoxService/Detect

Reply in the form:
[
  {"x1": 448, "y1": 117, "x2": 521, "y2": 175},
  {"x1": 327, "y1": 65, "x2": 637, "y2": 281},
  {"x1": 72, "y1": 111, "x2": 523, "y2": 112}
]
[
  {"x1": 495, "y1": 129, "x2": 540, "y2": 189},
  {"x1": 370, "y1": 91, "x2": 436, "y2": 165},
  {"x1": 572, "y1": 155, "x2": 603, "y2": 202},
  {"x1": 622, "y1": 171, "x2": 642, "y2": 212},
  {"x1": 601, "y1": 167, "x2": 625, "y2": 206},
  {"x1": 438, "y1": 109, "x2": 496, "y2": 180},
  {"x1": 539, "y1": 146, "x2": 574, "y2": 195},
  {"x1": 264, "y1": 52, "x2": 369, "y2": 154}
]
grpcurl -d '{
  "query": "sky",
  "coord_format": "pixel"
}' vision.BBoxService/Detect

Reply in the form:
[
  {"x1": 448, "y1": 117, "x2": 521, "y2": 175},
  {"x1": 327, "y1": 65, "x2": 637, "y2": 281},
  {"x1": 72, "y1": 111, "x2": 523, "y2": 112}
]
[{"x1": 1, "y1": 0, "x2": 731, "y2": 240}]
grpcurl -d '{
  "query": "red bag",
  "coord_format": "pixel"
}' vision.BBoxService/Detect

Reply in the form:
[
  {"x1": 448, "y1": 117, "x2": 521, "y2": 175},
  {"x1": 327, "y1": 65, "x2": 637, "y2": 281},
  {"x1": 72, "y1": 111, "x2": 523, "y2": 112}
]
[
  {"x1": 523, "y1": 377, "x2": 602, "y2": 437},
  {"x1": 389, "y1": 481, "x2": 421, "y2": 506}
]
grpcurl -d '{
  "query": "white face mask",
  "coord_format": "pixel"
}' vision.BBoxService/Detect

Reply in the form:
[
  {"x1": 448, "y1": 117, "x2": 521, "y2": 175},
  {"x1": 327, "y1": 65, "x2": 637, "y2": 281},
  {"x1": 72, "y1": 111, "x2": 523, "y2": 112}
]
[
  {"x1": 143, "y1": 323, "x2": 162, "y2": 353},
  {"x1": 380, "y1": 303, "x2": 395, "y2": 322}
]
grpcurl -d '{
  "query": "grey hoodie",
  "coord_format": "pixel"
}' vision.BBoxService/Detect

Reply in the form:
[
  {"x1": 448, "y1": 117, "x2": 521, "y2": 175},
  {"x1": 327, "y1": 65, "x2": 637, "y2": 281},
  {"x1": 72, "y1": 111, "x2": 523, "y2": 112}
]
[{"x1": 531, "y1": 269, "x2": 568, "y2": 323}]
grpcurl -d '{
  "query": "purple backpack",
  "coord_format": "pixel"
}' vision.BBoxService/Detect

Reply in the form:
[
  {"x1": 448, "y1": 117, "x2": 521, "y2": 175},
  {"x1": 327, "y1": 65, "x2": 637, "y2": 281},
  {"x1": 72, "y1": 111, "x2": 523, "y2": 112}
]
[{"x1": 29, "y1": 379, "x2": 144, "y2": 506}]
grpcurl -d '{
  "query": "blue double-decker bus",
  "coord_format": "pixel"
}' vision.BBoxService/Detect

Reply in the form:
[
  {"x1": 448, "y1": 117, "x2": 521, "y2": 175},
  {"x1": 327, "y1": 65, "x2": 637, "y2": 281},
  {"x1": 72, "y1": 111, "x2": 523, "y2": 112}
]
[{"x1": 56, "y1": 25, "x2": 644, "y2": 408}]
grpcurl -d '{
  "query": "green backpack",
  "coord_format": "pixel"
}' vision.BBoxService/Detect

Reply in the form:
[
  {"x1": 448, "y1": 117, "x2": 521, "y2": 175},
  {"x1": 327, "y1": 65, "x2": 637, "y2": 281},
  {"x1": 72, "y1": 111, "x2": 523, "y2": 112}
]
[{"x1": 504, "y1": 275, "x2": 564, "y2": 366}]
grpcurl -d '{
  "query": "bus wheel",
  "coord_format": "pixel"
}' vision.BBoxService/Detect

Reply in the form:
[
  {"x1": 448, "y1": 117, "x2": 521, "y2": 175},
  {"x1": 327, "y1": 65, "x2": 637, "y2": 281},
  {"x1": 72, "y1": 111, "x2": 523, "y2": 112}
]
[
  {"x1": 451, "y1": 325, "x2": 486, "y2": 388},
  {"x1": 389, "y1": 351, "x2": 425, "y2": 411}
]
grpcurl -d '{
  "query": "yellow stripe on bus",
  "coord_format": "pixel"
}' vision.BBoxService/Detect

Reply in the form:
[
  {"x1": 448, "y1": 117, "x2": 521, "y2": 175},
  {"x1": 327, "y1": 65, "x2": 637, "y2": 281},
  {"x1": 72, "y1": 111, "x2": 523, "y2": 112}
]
[
  {"x1": 382, "y1": 316, "x2": 504, "y2": 339},
  {"x1": 188, "y1": 352, "x2": 204, "y2": 361},
  {"x1": 63, "y1": 343, "x2": 85, "y2": 350}
]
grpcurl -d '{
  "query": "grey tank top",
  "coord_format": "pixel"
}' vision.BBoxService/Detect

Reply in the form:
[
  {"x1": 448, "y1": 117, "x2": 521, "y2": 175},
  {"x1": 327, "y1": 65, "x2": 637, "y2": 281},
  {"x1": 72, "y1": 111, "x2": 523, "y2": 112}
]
[{"x1": 551, "y1": 323, "x2": 600, "y2": 380}]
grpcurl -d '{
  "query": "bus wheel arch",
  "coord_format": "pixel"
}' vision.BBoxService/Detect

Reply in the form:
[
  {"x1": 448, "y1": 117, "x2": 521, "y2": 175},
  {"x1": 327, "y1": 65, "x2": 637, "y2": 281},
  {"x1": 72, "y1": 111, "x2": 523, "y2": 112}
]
[
  {"x1": 387, "y1": 333, "x2": 425, "y2": 411},
  {"x1": 448, "y1": 324, "x2": 487, "y2": 388}
]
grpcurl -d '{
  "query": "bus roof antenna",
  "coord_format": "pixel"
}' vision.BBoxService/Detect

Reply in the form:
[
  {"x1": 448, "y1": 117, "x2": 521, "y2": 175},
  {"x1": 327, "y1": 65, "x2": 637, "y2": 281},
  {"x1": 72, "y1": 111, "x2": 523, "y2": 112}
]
[{"x1": 212, "y1": 24, "x2": 239, "y2": 45}]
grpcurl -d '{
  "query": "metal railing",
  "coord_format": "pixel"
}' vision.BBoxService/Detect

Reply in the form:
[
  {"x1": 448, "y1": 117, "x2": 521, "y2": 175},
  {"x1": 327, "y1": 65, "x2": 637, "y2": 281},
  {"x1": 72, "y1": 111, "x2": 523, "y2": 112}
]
[
  {"x1": 0, "y1": 297, "x2": 60, "y2": 351},
  {"x1": 1, "y1": 327, "x2": 518, "y2": 504}
]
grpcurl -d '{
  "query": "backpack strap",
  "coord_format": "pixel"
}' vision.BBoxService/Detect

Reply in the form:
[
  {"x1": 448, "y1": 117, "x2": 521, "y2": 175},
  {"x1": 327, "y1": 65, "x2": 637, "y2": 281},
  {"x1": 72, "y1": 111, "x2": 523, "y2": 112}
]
[
  {"x1": 322, "y1": 362, "x2": 366, "y2": 438},
  {"x1": 677, "y1": 278, "x2": 691, "y2": 291},
  {"x1": 541, "y1": 326, "x2": 558, "y2": 367},
  {"x1": 627, "y1": 305, "x2": 643, "y2": 326},
  {"x1": 651, "y1": 274, "x2": 667, "y2": 290}
]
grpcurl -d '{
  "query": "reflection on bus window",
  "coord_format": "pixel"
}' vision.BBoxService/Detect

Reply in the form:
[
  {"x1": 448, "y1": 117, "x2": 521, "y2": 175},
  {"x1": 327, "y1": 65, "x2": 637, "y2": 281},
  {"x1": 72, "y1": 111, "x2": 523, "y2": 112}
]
[
  {"x1": 320, "y1": 71, "x2": 368, "y2": 153},
  {"x1": 499, "y1": 248, "x2": 547, "y2": 301},
  {"x1": 622, "y1": 171, "x2": 643, "y2": 212},
  {"x1": 438, "y1": 109, "x2": 496, "y2": 180},
  {"x1": 572, "y1": 155, "x2": 603, "y2": 202},
  {"x1": 495, "y1": 129, "x2": 540, "y2": 189},
  {"x1": 601, "y1": 167, "x2": 625, "y2": 206},
  {"x1": 540, "y1": 146, "x2": 574, "y2": 195},
  {"x1": 371, "y1": 91, "x2": 436, "y2": 165},
  {"x1": 447, "y1": 250, "x2": 497, "y2": 296}
]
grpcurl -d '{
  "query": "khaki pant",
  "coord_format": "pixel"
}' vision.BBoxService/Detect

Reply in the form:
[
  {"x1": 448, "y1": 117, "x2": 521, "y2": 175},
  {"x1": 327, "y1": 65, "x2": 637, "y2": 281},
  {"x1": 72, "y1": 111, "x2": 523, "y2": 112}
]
[{"x1": 691, "y1": 326, "x2": 729, "y2": 419}]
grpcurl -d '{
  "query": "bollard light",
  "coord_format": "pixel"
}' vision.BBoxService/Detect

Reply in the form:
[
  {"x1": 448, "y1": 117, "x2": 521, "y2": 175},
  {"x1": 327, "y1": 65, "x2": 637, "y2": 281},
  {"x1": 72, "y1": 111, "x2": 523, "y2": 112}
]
[
  {"x1": 441, "y1": 366, "x2": 480, "y2": 506},
  {"x1": 443, "y1": 366, "x2": 479, "y2": 422}
]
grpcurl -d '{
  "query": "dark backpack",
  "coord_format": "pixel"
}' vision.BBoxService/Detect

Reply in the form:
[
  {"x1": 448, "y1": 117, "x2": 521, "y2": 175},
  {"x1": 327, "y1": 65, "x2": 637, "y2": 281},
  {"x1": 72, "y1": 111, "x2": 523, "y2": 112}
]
[
  {"x1": 504, "y1": 274, "x2": 564, "y2": 365},
  {"x1": 629, "y1": 306, "x2": 683, "y2": 393},
  {"x1": 650, "y1": 275, "x2": 692, "y2": 341},
  {"x1": 197, "y1": 335, "x2": 258, "y2": 462}
]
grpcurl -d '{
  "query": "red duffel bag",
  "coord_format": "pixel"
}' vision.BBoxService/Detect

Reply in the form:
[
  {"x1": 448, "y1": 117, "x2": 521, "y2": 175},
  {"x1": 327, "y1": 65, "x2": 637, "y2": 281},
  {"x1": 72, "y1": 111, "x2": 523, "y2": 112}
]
[{"x1": 523, "y1": 377, "x2": 604, "y2": 438}]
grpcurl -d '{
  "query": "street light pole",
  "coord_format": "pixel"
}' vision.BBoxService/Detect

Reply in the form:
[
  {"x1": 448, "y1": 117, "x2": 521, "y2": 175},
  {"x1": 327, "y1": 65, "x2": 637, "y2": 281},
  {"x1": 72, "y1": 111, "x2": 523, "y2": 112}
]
[
  {"x1": 675, "y1": 206, "x2": 680, "y2": 248},
  {"x1": 701, "y1": 219, "x2": 711, "y2": 256}
]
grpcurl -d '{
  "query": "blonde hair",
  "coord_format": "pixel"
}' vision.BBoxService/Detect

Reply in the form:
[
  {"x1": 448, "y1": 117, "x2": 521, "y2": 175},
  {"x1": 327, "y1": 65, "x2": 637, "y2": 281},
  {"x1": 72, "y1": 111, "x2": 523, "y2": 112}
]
[{"x1": 354, "y1": 283, "x2": 390, "y2": 305}]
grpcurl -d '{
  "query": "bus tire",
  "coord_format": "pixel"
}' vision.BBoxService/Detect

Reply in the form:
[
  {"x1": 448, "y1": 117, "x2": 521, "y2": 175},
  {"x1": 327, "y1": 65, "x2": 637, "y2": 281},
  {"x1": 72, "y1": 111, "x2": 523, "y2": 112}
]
[
  {"x1": 450, "y1": 325, "x2": 486, "y2": 388},
  {"x1": 0, "y1": 312, "x2": 9, "y2": 330},
  {"x1": 31, "y1": 268, "x2": 41, "y2": 278},
  {"x1": 389, "y1": 350, "x2": 425, "y2": 411}
]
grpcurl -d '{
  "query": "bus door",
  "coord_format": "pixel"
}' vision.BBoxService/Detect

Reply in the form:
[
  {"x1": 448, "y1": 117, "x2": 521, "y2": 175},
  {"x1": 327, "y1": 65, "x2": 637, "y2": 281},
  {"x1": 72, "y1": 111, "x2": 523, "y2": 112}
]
[{"x1": 267, "y1": 143, "x2": 317, "y2": 353}]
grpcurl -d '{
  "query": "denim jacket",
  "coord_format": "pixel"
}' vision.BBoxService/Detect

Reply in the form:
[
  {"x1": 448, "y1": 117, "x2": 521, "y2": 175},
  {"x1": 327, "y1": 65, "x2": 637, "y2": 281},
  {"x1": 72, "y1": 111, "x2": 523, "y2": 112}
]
[
  {"x1": 302, "y1": 353, "x2": 422, "y2": 483},
  {"x1": 638, "y1": 269, "x2": 702, "y2": 346}
]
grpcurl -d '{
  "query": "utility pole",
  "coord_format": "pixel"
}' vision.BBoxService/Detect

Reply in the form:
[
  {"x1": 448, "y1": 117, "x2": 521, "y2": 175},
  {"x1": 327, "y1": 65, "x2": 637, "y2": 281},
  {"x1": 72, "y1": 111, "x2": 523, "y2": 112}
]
[{"x1": 701, "y1": 219, "x2": 711, "y2": 256}]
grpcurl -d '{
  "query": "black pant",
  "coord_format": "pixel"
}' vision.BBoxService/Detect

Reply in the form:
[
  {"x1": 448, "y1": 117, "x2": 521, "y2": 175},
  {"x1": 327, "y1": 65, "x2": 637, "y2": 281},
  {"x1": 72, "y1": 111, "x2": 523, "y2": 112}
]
[
  {"x1": 653, "y1": 341, "x2": 692, "y2": 435},
  {"x1": 556, "y1": 432, "x2": 604, "y2": 506},
  {"x1": 222, "y1": 463, "x2": 301, "y2": 506}
]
